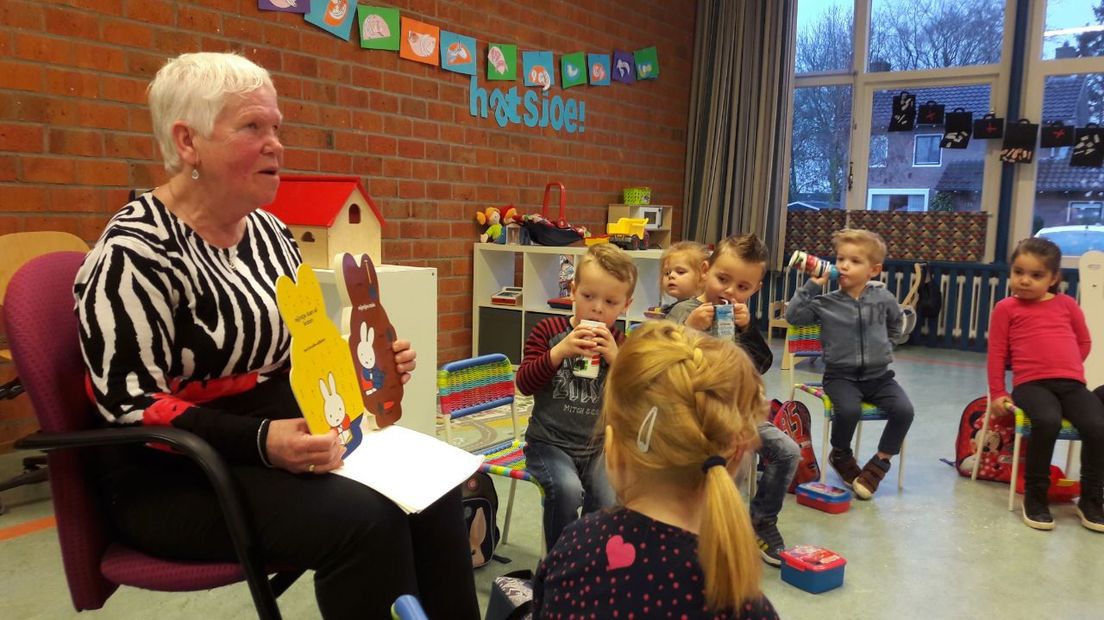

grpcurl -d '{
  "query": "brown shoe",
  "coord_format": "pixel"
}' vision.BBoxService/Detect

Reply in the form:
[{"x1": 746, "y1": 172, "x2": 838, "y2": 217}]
[
  {"x1": 828, "y1": 448, "x2": 862, "y2": 487},
  {"x1": 853, "y1": 457, "x2": 890, "y2": 500}
]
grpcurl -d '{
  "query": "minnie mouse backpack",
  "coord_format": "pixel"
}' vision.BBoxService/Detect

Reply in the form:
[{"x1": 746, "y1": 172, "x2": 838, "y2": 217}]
[{"x1": 953, "y1": 397, "x2": 1016, "y2": 482}]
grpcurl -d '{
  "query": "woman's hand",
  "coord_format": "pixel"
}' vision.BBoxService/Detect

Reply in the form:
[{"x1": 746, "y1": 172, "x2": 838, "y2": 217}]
[
  {"x1": 392, "y1": 339, "x2": 416, "y2": 385},
  {"x1": 266, "y1": 418, "x2": 344, "y2": 474}
]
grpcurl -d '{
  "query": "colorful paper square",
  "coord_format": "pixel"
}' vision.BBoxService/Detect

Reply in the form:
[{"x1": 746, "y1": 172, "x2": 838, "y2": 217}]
[
  {"x1": 357, "y1": 6, "x2": 399, "y2": 50},
  {"x1": 587, "y1": 53, "x2": 610, "y2": 86},
  {"x1": 399, "y1": 17, "x2": 440, "y2": 66},
  {"x1": 634, "y1": 46, "x2": 659, "y2": 80},
  {"x1": 305, "y1": 0, "x2": 356, "y2": 40},
  {"x1": 486, "y1": 43, "x2": 517, "y2": 81},
  {"x1": 259, "y1": 0, "x2": 309, "y2": 13},
  {"x1": 561, "y1": 52, "x2": 586, "y2": 88},
  {"x1": 612, "y1": 50, "x2": 635, "y2": 84},
  {"x1": 523, "y1": 51, "x2": 554, "y2": 90},
  {"x1": 440, "y1": 31, "x2": 476, "y2": 75}
]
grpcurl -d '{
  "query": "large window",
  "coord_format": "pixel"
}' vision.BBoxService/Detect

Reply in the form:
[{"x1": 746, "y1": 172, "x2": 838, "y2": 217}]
[{"x1": 786, "y1": 0, "x2": 1104, "y2": 264}]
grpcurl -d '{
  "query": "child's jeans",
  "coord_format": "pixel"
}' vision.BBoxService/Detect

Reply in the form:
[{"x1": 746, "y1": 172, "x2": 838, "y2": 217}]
[
  {"x1": 524, "y1": 439, "x2": 616, "y2": 550},
  {"x1": 823, "y1": 370, "x2": 914, "y2": 456},
  {"x1": 1012, "y1": 379, "x2": 1104, "y2": 494},
  {"x1": 751, "y1": 422, "x2": 800, "y2": 525}
]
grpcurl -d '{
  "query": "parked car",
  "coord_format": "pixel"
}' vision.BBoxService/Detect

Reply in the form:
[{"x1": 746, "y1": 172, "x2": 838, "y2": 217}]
[{"x1": 1034, "y1": 225, "x2": 1104, "y2": 262}]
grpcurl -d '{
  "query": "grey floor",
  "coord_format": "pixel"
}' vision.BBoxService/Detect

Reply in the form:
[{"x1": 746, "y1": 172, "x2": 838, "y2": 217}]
[{"x1": 2, "y1": 342, "x2": 1102, "y2": 619}]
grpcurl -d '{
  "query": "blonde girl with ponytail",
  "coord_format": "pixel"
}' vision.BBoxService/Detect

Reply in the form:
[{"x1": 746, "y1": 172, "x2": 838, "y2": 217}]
[{"x1": 532, "y1": 321, "x2": 778, "y2": 618}]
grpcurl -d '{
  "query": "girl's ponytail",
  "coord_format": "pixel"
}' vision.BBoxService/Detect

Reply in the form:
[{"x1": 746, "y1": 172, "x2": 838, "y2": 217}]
[{"x1": 699, "y1": 463, "x2": 762, "y2": 610}]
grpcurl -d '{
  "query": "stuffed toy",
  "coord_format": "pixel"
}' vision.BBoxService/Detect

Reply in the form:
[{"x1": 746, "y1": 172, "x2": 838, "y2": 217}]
[{"x1": 475, "y1": 207, "x2": 502, "y2": 243}]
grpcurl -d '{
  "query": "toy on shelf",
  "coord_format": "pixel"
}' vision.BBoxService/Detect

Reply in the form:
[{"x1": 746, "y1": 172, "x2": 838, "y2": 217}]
[
  {"x1": 475, "y1": 205, "x2": 518, "y2": 243},
  {"x1": 491, "y1": 286, "x2": 523, "y2": 306},
  {"x1": 521, "y1": 182, "x2": 588, "y2": 246},
  {"x1": 606, "y1": 217, "x2": 649, "y2": 250}
]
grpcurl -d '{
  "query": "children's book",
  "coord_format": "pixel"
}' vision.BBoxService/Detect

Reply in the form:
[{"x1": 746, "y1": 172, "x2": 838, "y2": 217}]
[{"x1": 275, "y1": 253, "x2": 482, "y2": 512}]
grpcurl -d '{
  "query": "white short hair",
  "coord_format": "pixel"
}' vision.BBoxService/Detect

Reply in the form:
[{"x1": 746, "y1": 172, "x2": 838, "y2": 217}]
[{"x1": 148, "y1": 52, "x2": 275, "y2": 173}]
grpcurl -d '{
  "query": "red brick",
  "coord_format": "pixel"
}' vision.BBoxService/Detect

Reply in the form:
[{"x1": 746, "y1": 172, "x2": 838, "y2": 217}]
[
  {"x1": 43, "y1": 6, "x2": 99, "y2": 38},
  {"x1": 104, "y1": 133, "x2": 155, "y2": 160},
  {"x1": 0, "y1": 123, "x2": 44, "y2": 153},
  {"x1": 77, "y1": 159, "x2": 129, "y2": 186},
  {"x1": 127, "y1": 162, "x2": 166, "y2": 189},
  {"x1": 318, "y1": 151, "x2": 352, "y2": 173},
  {"x1": 0, "y1": 1, "x2": 44, "y2": 29},
  {"x1": 397, "y1": 139, "x2": 425, "y2": 159},
  {"x1": 0, "y1": 215, "x2": 24, "y2": 235},
  {"x1": 0, "y1": 184, "x2": 45, "y2": 211},
  {"x1": 23, "y1": 156, "x2": 76, "y2": 184},
  {"x1": 0, "y1": 156, "x2": 17, "y2": 181},
  {"x1": 370, "y1": 91, "x2": 399, "y2": 114},
  {"x1": 283, "y1": 148, "x2": 319, "y2": 172},
  {"x1": 70, "y1": 42, "x2": 127, "y2": 73},
  {"x1": 48, "y1": 128, "x2": 104, "y2": 157},
  {"x1": 43, "y1": 68, "x2": 100, "y2": 98},
  {"x1": 13, "y1": 33, "x2": 71, "y2": 65},
  {"x1": 177, "y1": 5, "x2": 220, "y2": 32},
  {"x1": 367, "y1": 135, "x2": 397, "y2": 156},
  {"x1": 0, "y1": 61, "x2": 41, "y2": 92},
  {"x1": 74, "y1": 101, "x2": 130, "y2": 131},
  {"x1": 48, "y1": 187, "x2": 107, "y2": 213}
]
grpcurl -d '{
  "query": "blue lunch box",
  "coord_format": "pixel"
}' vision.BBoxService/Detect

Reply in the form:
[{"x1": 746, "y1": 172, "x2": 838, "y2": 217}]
[
  {"x1": 780, "y1": 545, "x2": 846, "y2": 593},
  {"x1": 795, "y1": 481, "x2": 852, "y2": 514}
]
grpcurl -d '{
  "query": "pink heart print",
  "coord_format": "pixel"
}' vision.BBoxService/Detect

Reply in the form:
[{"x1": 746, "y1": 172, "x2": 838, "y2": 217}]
[{"x1": 605, "y1": 535, "x2": 636, "y2": 570}]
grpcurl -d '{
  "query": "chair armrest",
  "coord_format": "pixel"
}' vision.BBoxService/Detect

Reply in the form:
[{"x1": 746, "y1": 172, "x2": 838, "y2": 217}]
[{"x1": 16, "y1": 426, "x2": 280, "y2": 619}]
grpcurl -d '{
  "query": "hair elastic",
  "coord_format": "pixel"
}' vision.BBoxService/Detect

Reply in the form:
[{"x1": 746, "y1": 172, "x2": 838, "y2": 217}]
[
  {"x1": 701, "y1": 455, "x2": 727, "y2": 472},
  {"x1": 636, "y1": 405, "x2": 659, "y2": 453}
]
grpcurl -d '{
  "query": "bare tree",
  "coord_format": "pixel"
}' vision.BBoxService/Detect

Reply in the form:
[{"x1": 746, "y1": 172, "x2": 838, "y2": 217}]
[{"x1": 868, "y1": 0, "x2": 1003, "y2": 70}]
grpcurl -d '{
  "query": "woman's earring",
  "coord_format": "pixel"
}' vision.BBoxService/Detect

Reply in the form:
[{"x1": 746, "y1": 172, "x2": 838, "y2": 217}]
[{"x1": 191, "y1": 168, "x2": 200, "y2": 180}]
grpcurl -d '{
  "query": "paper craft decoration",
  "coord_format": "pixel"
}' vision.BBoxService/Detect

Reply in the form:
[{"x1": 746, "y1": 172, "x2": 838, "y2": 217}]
[
  {"x1": 1040, "y1": 120, "x2": 1076, "y2": 148},
  {"x1": 440, "y1": 31, "x2": 477, "y2": 75},
  {"x1": 587, "y1": 53, "x2": 610, "y2": 86},
  {"x1": 523, "y1": 51, "x2": 555, "y2": 91},
  {"x1": 275, "y1": 264, "x2": 367, "y2": 457},
  {"x1": 972, "y1": 113, "x2": 1005, "y2": 140},
  {"x1": 259, "y1": 0, "x2": 309, "y2": 14},
  {"x1": 335, "y1": 252, "x2": 404, "y2": 428},
  {"x1": 486, "y1": 43, "x2": 517, "y2": 81},
  {"x1": 305, "y1": 0, "x2": 357, "y2": 40},
  {"x1": 918, "y1": 100, "x2": 945, "y2": 125},
  {"x1": 999, "y1": 119, "x2": 1039, "y2": 164},
  {"x1": 940, "y1": 108, "x2": 972, "y2": 149},
  {"x1": 634, "y1": 46, "x2": 659, "y2": 80},
  {"x1": 612, "y1": 50, "x2": 635, "y2": 84},
  {"x1": 889, "y1": 91, "x2": 916, "y2": 132},
  {"x1": 399, "y1": 17, "x2": 440, "y2": 66},
  {"x1": 1071, "y1": 124, "x2": 1104, "y2": 168},
  {"x1": 561, "y1": 52, "x2": 586, "y2": 88},
  {"x1": 357, "y1": 6, "x2": 400, "y2": 50}
]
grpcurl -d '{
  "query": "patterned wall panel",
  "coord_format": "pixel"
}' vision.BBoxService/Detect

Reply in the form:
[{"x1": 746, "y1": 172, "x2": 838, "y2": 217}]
[
  {"x1": 783, "y1": 210, "x2": 847, "y2": 259},
  {"x1": 849, "y1": 211, "x2": 988, "y2": 262}
]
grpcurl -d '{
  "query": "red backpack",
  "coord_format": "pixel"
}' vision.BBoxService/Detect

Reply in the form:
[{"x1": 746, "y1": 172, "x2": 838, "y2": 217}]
[
  {"x1": 953, "y1": 396, "x2": 1017, "y2": 482},
  {"x1": 768, "y1": 399, "x2": 821, "y2": 493}
]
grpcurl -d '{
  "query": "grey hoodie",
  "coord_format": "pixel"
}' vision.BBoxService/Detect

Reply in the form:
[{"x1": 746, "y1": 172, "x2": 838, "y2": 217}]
[{"x1": 785, "y1": 279, "x2": 903, "y2": 381}]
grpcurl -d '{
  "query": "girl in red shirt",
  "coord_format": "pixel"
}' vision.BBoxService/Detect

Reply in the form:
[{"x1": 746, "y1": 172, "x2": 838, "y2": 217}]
[{"x1": 987, "y1": 237, "x2": 1104, "y2": 533}]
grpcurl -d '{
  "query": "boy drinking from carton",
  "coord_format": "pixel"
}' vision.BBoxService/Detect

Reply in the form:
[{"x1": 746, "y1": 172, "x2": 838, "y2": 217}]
[
  {"x1": 517, "y1": 244, "x2": 637, "y2": 550},
  {"x1": 785, "y1": 229, "x2": 914, "y2": 499},
  {"x1": 667, "y1": 234, "x2": 800, "y2": 567}
]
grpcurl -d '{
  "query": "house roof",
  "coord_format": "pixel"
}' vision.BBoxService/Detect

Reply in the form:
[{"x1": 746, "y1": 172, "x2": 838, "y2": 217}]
[
  {"x1": 934, "y1": 157, "x2": 1104, "y2": 193},
  {"x1": 263, "y1": 174, "x2": 385, "y2": 228}
]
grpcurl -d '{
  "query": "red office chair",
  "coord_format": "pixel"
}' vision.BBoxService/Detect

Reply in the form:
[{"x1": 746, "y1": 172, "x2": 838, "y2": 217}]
[{"x1": 5, "y1": 252, "x2": 301, "y2": 619}]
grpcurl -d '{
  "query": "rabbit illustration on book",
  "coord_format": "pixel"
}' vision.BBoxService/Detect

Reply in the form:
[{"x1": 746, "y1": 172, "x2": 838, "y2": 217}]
[
  {"x1": 275, "y1": 263, "x2": 367, "y2": 453},
  {"x1": 335, "y1": 252, "x2": 404, "y2": 428}
]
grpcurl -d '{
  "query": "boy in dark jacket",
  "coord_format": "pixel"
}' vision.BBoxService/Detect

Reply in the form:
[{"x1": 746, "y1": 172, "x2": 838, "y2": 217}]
[{"x1": 785, "y1": 229, "x2": 914, "y2": 499}]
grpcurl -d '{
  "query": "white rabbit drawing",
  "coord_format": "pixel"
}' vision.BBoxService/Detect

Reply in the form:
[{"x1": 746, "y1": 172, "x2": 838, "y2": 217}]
[
  {"x1": 319, "y1": 372, "x2": 352, "y2": 446},
  {"x1": 356, "y1": 322, "x2": 380, "y2": 397}
]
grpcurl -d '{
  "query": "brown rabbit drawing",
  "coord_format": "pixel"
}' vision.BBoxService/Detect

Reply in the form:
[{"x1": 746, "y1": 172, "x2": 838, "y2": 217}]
[{"x1": 335, "y1": 252, "x2": 404, "y2": 428}]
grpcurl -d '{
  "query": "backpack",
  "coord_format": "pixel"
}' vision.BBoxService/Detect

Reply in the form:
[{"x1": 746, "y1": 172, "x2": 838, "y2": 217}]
[
  {"x1": 768, "y1": 399, "x2": 821, "y2": 493},
  {"x1": 953, "y1": 397, "x2": 1016, "y2": 482},
  {"x1": 462, "y1": 471, "x2": 501, "y2": 568},
  {"x1": 916, "y1": 263, "x2": 943, "y2": 320}
]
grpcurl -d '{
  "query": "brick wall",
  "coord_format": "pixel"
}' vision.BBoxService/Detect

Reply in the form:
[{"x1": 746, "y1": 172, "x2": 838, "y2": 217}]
[{"x1": 0, "y1": 0, "x2": 695, "y2": 449}]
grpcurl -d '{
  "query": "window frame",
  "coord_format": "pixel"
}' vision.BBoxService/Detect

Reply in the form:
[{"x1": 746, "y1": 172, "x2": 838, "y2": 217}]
[
  {"x1": 912, "y1": 134, "x2": 944, "y2": 167},
  {"x1": 867, "y1": 187, "x2": 930, "y2": 211},
  {"x1": 1068, "y1": 200, "x2": 1104, "y2": 223}
]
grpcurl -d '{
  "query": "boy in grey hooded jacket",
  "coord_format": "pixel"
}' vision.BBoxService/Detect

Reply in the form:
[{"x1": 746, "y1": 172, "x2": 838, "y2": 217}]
[{"x1": 785, "y1": 229, "x2": 914, "y2": 499}]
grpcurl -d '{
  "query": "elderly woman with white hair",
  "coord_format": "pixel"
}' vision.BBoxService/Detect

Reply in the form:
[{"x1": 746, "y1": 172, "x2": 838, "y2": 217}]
[{"x1": 73, "y1": 52, "x2": 479, "y2": 619}]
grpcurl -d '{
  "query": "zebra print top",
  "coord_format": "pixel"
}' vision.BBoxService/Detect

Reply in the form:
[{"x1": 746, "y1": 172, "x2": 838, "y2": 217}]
[{"x1": 74, "y1": 193, "x2": 302, "y2": 462}]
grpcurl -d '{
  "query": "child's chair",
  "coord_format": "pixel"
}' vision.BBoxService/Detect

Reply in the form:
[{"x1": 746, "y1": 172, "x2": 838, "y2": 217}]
[
  {"x1": 437, "y1": 354, "x2": 542, "y2": 544},
  {"x1": 780, "y1": 324, "x2": 823, "y2": 386},
  {"x1": 972, "y1": 401, "x2": 1082, "y2": 511}
]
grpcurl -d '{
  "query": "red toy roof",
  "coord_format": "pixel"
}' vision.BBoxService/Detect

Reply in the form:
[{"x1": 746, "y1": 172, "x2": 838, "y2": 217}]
[{"x1": 263, "y1": 174, "x2": 385, "y2": 228}]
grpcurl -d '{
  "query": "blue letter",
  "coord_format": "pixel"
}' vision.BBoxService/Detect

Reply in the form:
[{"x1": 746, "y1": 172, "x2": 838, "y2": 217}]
[
  {"x1": 469, "y1": 76, "x2": 488, "y2": 118},
  {"x1": 550, "y1": 95, "x2": 565, "y2": 131},
  {"x1": 563, "y1": 99, "x2": 578, "y2": 133},
  {"x1": 490, "y1": 88, "x2": 509, "y2": 127},
  {"x1": 523, "y1": 91, "x2": 539, "y2": 127}
]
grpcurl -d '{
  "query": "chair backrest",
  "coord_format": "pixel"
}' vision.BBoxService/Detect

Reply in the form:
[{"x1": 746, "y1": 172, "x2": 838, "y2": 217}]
[
  {"x1": 437, "y1": 353, "x2": 515, "y2": 419},
  {"x1": 786, "y1": 324, "x2": 823, "y2": 356},
  {"x1": 0, "y1": 231, "x2": 88, "y2": 307},
  {"x1": 3, "y1": 251, "x2": 119, "y2": 609}
]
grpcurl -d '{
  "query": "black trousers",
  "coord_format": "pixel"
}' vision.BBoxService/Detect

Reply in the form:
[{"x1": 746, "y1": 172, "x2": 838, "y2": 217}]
[
  {"x1": 1012, "y1": 379, "x2": 1104, "y2": 495},
  {"x1": 97, "y1": 448, "x2": 479, "y2": 620},
  {"x1": 823, "y1": 370, "x2": 914, "y2": 456}
]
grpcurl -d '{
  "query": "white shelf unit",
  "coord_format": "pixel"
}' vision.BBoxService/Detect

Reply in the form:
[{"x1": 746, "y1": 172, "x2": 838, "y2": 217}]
[{"x1": 472, "y1": 244, "x2": 664, "y2": 363}]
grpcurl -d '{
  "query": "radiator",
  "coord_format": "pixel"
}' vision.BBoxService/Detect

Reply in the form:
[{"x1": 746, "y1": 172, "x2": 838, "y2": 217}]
[{"x1": 754, "y1": 260, "x2": 1082, "y2": 353}]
